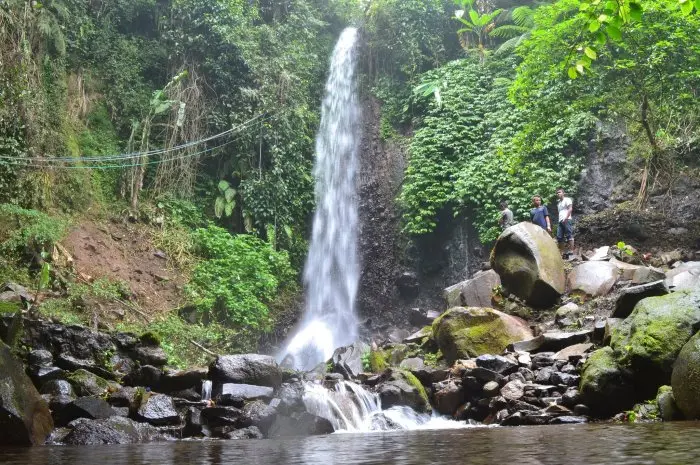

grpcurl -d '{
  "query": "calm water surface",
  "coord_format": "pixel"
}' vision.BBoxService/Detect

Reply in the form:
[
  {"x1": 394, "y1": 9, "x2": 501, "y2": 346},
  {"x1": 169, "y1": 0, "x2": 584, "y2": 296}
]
[{"x1": 3, "y1": 423, "x2": 700, "y2": 465}]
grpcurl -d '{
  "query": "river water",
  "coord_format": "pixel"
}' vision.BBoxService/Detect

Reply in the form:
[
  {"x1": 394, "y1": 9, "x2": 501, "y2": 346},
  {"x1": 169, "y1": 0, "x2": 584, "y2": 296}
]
[{"x1": 3, "y1": 423, "x2": 700, "y2": 464}]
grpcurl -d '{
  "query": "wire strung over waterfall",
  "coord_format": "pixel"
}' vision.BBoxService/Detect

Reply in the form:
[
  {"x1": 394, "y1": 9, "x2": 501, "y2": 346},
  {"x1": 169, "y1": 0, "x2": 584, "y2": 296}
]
[{"x1": 0, "y1": 111, "x2": 278, "y2": 169}]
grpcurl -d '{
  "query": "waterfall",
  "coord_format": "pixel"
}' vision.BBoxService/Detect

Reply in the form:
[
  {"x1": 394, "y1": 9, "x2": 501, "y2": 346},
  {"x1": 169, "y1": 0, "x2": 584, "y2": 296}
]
[
  {"x1": 201, "y1": 380, "x2": 212, "y2": 402},
  {"x1": 278, "y1": 27, "x2": 361, "y2": 371},
  {"x1": 302, "y1": 380, "x2": 470, "y2": 432}
]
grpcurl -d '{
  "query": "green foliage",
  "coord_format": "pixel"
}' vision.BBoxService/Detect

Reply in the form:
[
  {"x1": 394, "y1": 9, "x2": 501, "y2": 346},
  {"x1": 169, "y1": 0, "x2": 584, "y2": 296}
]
[
  {"x1": 399, "y1": 58, "x2": 594, "y2": 241},
  {"x1": 186, "y1": 225, "x2": 296, "y2": 329},
  {"x1": 0, "y1": 204, "x2": 69, "y2": 255}
]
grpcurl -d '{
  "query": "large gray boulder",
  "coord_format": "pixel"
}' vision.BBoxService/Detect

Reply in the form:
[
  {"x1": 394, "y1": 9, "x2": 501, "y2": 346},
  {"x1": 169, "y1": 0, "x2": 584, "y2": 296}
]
[
  {"x1": 490, "y1": 222, "x2": 565, "y2": 308},
  {"x1": 330, "y1": 342, "x2": 369, "y2": 379},
  {"x1": 672, "y1": 331, "x2": 700, "y2": 419},
  {"x1": 0, "y1": 342, "x2": 54, "y2": 445},
  {"x1": 136, "y1": 394, "x2": 180, "y2": 426},
  {"x1": 433, "y1": 307, "x2": 533, "y2": 364},
  {"x1": 579, "y1": 347, "x2": 635, "y2": 417},
  {"x1": 376, "y1": 369, "x2": 430, "y2": 413},
  {"x1": 443, "y1": 270, "x2": 501, "y2": 309},
  {"x1": 60, "y1": 416, "x2": 165, "y2": 445},
  {"x1": 666, "y1": 262, "x2": 700, "y2": 291},
  {"x1": 209, "y1": 354, "x2": 282, "y2": 387},
  {"x1": 567, "y1": 261, "x2": 619, "y2": 297},
  {"x1": 610, "y1": 291, "x2": 700, "y2": 398}
]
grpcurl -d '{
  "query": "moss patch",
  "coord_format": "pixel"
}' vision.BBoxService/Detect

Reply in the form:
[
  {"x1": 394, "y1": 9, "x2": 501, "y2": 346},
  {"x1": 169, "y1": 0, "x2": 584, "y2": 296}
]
[
  {"x1": 579, "y1": 347, "x2": 635, "y2": 417},
  {"x1": 399, "y1": 369, "x2": 431, "y2": 412},
  {"x1": 369, "y1": 349, "x2": 389, "y2": 373}
]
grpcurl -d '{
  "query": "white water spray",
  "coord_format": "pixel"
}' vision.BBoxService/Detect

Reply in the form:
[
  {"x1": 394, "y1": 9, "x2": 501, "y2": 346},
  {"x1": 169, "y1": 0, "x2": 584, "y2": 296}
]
[
  {"x1": 278, "y1": 27, "x2": 361, "y2": 370},
  {"x1": 302, "y1": 380, "x2": 471, "y2": 432}
]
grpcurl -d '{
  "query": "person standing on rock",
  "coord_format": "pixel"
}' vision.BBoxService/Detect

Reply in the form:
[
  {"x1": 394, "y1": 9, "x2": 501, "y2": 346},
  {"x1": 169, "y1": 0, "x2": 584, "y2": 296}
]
[
  {"x1": 530, "y1": 195, "x2": 551, "y2": 233},
  {"x1": 556, "y1": 187, "x2": 575, "y2": 257},
  {"x1": 499, "y1": 201, "x2": 515, "y2": 230}
]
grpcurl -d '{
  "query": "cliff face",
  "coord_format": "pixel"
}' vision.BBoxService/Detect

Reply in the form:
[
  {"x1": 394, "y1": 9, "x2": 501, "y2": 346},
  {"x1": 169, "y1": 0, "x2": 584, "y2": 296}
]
[{"x1": 357, "y1": 106, "x2": 700, "y2": 335}]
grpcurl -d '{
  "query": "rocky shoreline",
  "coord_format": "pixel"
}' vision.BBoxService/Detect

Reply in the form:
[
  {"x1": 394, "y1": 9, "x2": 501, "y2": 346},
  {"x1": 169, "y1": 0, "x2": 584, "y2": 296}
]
[{"x1": 1, "y1": 221, "x2": 700, "y2": 446}]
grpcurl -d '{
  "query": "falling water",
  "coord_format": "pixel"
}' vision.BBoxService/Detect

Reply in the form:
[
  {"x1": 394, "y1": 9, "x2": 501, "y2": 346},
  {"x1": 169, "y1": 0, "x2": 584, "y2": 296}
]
[
  {"x1": 302, "y1": 380, "x2": 471, "y2": 432},
  {"x1": 201, "y1": 380, "x2": 212, "y2": 402},
  {"x1": 278, "y1": 27, "x2": 361, "y2": 371}
]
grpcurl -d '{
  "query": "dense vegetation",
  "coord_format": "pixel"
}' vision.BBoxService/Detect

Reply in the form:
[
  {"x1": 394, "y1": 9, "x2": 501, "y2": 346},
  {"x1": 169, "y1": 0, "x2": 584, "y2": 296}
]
[{"x1": 0, "y1": 0, "x2": 698, "y2": 364}]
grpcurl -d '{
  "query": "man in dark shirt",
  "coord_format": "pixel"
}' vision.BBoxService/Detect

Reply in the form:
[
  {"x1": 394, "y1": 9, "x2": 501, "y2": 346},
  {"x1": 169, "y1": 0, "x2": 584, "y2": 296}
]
[{"x1": 530, "y1": 195, "x2": 551, "y2": 233}]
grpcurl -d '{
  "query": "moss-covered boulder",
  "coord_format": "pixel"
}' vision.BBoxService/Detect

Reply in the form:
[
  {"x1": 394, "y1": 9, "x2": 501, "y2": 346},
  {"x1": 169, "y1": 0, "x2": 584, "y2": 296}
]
[
  {"x1": 490, "y1": 222, "x2": 565, "y2": 308},
  {"x1": 579, "y1": 347, "x2": 635, "y2": 417},
  {"x1": 671, "y1": 331, "x2": 700, "y2": 419},
  {"x1": 67, "y1": 369, "x2": 119, "y2": 397},
  {"x1": 376, "y1": 369, "x2": 430, "y2": 413},
  {"x1": 610, "y1": 291, "x2": 700, "y2": 399},
  {"x1": 432, "y1": 307, "x2": 533, "y2": 364},
  {"x1": 0, "y1": 342, "x2": 54, "y2": 445}
]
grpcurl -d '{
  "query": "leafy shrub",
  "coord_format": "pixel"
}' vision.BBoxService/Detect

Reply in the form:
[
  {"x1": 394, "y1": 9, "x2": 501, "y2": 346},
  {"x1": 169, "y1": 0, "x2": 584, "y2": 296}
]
[
  {"x1": 186, "y1": 225, "x2": 296, "y2": 329},
  {"x1": 0, "y1": 204, "x2": 69, "y2": 255}
]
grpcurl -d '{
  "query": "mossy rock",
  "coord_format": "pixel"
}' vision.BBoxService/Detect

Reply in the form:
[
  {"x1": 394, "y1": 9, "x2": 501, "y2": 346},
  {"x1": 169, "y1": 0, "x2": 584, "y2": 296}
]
[
  {"x1": 656, "y1": 385, "x2": 683, "y2": 421},
  {"x1": 611, "y1": 291, "x2": 700, "y2": 398},
  {"x1": 0, "y1": 302, "x2": 20, "y2": 315},
  {"x1": 376, "y1": 369, "x2": 431, "y2": 413},
  {"x1": 369, "y1": 349, "x2": 388, "y2": 373},
  {"x1": 67, "y1": 369, "x2": 119, "y2": 397},
  {"x1": 399, "y1": 369, "x2": 430, "y2": 411},
  {"x1": 672, "y1": 331, "x2": 700, "y2": 419},
  {"x1": 490, "y1": 222, "x2": 565, "y2": 308},
  {"x1": 432, "y1": 306, "x2": 532, "y2": 364},
  {"x1": 579, "y1": 347, "x2": 635, "y2": 418}
]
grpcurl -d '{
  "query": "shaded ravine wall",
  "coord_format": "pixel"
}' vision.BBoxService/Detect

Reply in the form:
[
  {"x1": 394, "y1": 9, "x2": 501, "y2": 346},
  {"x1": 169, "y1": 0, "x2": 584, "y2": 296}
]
[{"x1": 356, "y1": 97, "x2": 485, "y2": 337}]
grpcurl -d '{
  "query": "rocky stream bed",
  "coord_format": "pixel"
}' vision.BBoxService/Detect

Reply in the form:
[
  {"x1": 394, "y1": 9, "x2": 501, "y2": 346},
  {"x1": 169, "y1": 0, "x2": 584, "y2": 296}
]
[{"x1": 2, "y1": 221, "x2": 700, "y2": 447}]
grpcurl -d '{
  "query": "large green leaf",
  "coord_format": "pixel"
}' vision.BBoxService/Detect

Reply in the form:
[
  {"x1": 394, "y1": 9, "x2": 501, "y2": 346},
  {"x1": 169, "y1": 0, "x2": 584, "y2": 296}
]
[
  {"x1": 218, "y1": 180, "x2": 230, "y2": 192},
  {"x1": 214, "y1": 197, "x2": 225, "y2": 219}
]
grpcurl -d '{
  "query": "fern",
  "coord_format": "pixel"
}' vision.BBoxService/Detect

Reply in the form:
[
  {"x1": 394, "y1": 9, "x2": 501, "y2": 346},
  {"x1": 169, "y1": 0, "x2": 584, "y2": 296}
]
[{"x1": 490, "y1": 24, "x2": 530, "y2": 39}]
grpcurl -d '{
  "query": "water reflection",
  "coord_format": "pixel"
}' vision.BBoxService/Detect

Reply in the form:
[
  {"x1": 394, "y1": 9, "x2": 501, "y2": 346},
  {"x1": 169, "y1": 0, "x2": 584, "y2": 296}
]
[{"x1": 4, "y1": 423, "x2": 700, "y2": 465}]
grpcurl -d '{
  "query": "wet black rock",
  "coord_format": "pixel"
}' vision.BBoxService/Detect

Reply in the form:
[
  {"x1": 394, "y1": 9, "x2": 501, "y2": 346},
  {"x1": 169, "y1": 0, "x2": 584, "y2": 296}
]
[
  {"x1": 209, "y1": 354, "x2": 283, "y2": 387},
  {"x1": 67, "y1": 369, "x2": 118, "y2": 397},
  {"x1": 396, "y1": 271, "x2": 420, "y2": 299},
  {"x1": 159, "y1": 367, "x2": 207, "y2": 393},
  {"x1": 124, "y1": 365, "x2": 162, "y2": 389},
  {"x1": 274, "y1": 381, "x2": 305, "y2": 415},
  {"x1": 56, "y1": 354, "x2": 116, "y2": 380},
  {"x1": 131, "y1": 344, "x2": 168, "y2": 367},
  {"x1": 28, "y1": 366, "x2": 66, "y2": 387},
  {"x1": 29, "y1": 349, "x2": 53, "y2": 367},
  {"x1": 268, "y1": 412, "x2": 334, "y2": 438},
  {"x1": 136, "y1": 394, "x2": 180, "y2": 426},
  {"x1": 433, "y1": 380, "x2": 465, "y2": 415},
  {"x1": 224, "y1": 426, "x2": 264, "y2": 440},
  {"x1": 107, "y1": 386, "x2": 138, "y2": 408},
  {"x1": 0, "y1": 341, "x2": 54, "y2": 445},
  {"x1": 331, "y1": 342, "x2": 368, "y2": 379},
  {"x1": 40, "y1": 379, "x2": 75, "y2": 398},
  {"x1": 58, "y1": 396, "x2": 115, "y2": 426},
  {"x1": 475, "y1": 354, "x2": 518, "y2": 375},
  {"x1": 201, "y1": 406, "x2": 243, "y2": 428},
  {"x1": 239, "y1": 400, "x2": 277, "y2": 434},
  {"x1": 60, "y1": 416, "x2": 165, "y2": 445},
  {"x1": 549, "y1": 415, "x2": 588, "y2": 424},
  {"x1": 467, "y1": 367, "x2": 505, "y2": 385}
]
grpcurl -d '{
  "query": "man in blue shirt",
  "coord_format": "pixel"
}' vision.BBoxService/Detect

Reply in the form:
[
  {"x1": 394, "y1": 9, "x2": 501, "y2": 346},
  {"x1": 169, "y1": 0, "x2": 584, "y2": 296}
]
[{"x1": 530, "y1": 195, "x2": 551, "y2": 233}]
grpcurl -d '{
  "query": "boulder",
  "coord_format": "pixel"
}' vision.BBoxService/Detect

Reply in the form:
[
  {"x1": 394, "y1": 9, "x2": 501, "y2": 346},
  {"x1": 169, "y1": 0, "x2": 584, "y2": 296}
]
[
  {"x1": 490, "y1": 222, "x2": 565, "y2": 308},
  {"x1": 330, "y1": 342, "x2": 369, "y2": 379},
  {"x1": 403, "y1": 326, "x2": 431, "y2": 344},
  {"x1": 0, "y1": 342, "x2": 54, "y2": 445},
  {"x1": 609, "y1": 257, "x2": 643, "y2": 280},
  {"x1": 500, "y1": 379, "x2": 525, "y2": 401},
  {"x1": 224, "y1": 426, "x2": 264, "y2": 440},
  {"x1": 579, "y1": 347, "x2": 635, "y2": 417},
  {"x1": 567, "y1": 261, "x2": 619, "y2": 297},
  {"x1": 474, "y1": 354, "x2": 518, "y2": 375},
  {"x1": 216, "y1": 383, "x2": 274, "y2": 406},
  {"x1": 58, "y1": 397, "x2": 115, "y2": 426},
  {"x1": 239, "y1": 400, "x2": 277, "y2": 434},
  {"x1": 267, "y1": 412, "x2": 334, "y2": 438},
  {"x1": 666, "y1": 262, "x2": 700, "y2": 291},
  {"x1": 539, "y1": 330, "x2": 593, "y2": 352},
  {"x1": 632, "y1": 267, "x2": 666, "y2": 285},
  {"x1": 433, "y1": 380, "x2": 465, "y2": 415},
  {"x1": 376, "y1": 370, "x2": 430, "y2": 413},
  {"x1": 61, "y1": 416, "x2": 164, "y2": 445},
  {"x1": 443, "y1": 270, "x2": 500, "y2": 309},
  {"x1": 611, "y1": 291, "x2": 700, "y2": 397},
  {"x1": 136, "y1": 394, "x2": 180, "y2": 426},
  {"x1": 123, "y1": 365, "x2": 162, "y2": 389},
  {"x1": 555, "y1": 302, "x2": 579, "y2": 322},
  {"x1": 671, "y1": 331, "x2": 700, "y2": 419},
  {"x1": 432, "y1": 307, "x2": 533, "y2": 363},
  {"x1": 612, "y1": 280, "x2": 669, "y2": 318},
  {"x1": 209, "y1": 354, "x2": 282, "y2": 387},
  {"x1": 656, "y1": 385, "x2": 683, "y2": 422},
  {"x1": 585, "y1": 246, "x2": 610, "y2": 261},
  {"x1": 28, "y1": 349, "x2": 53, "y2": 368},
  {"x1": 67, "y1": 369, "x2": 118, "y2": 397},
  {"x1": 553, "y1": 343, "x2": 593, "y2": 361}
]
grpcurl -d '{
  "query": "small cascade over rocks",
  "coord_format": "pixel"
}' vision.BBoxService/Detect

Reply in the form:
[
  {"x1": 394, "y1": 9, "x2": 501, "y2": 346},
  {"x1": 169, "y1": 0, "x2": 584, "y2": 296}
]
[
  {"x1": 302, "y1": 380, "x2": 469, "y2": 432},
  {"x1": 201, "y1": 380, "x2": 212, "y2": 402},
  {"x1": 278, "y1": 27, "x2": 362, "y2": 371}
]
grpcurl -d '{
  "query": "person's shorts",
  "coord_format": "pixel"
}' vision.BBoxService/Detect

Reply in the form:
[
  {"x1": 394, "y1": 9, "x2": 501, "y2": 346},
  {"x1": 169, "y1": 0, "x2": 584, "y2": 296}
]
[{"x1": 557, "y1": 219, "x2": 574, "y2": 242}]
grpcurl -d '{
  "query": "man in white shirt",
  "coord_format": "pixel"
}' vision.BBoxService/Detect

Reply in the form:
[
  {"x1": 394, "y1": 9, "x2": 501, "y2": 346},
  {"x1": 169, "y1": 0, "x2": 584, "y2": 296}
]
[{"x1": 556, "y1": 187, "x2": 574, "y2": 257}]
